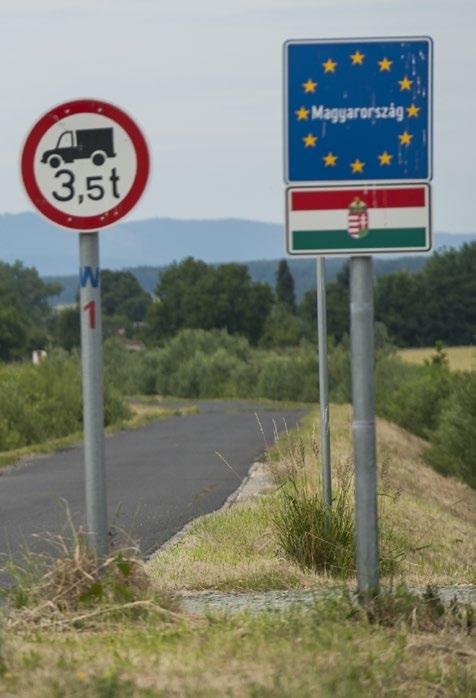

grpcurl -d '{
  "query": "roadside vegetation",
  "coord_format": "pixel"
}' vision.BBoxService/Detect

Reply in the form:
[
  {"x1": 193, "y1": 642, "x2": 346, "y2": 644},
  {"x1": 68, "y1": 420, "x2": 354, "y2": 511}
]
[
  {"x1": 0, "y1": 243, "x2": 474, "y2": 485},
  {"x1": 0, "y1": 587, "x2": 473, "y2": 696},
  {"x1": 0, "y1": 350, "x2": 127, "y2": 453},
  {"x1": 0, "y1": 350, "x2": 196, "y2": 465},
  {"x1": 102, "y1": 333, "x2": 475, "y2": 489},
  {"x1": 0, "y1": 405, "x2": 474, "y2": 696},
  {"x1": 1, "y1": 327, "x2": 473, "y2": 487},
  {"x1": 149, "y1": 406, "x2": 476, "y2": 591}
]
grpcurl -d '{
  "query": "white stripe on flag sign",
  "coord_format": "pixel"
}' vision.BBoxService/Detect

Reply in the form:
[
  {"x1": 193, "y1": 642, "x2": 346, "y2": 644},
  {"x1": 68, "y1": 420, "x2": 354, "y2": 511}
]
[{"x1": 289, "y1": 207, "x2": 428, "y2": 232}]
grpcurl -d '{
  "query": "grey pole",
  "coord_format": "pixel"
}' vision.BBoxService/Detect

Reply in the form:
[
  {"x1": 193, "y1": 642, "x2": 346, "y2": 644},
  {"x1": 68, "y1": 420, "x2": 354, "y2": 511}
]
[
  {"x1": 79, "y1": 232, "x2": 108, "y2": 556},
  {"x1": 316, "y1": 257, "x2": 332, "y2": 507},
  {"x1": 350, "y1": 256, "x2": 379, "y2": 596}
]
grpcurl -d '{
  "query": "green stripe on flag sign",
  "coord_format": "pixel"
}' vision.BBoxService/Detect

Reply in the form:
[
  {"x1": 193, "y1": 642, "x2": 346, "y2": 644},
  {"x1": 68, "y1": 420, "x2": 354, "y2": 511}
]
[{"x1": 292, "y1": 228, "x2": 427, "y2": 251}]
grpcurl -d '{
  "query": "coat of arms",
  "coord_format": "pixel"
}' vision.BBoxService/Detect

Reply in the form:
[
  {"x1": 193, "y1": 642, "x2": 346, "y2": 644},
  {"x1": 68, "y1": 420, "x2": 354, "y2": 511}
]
[{"x1": 347, "y1": 197, "x2": 369, "y2": 239}]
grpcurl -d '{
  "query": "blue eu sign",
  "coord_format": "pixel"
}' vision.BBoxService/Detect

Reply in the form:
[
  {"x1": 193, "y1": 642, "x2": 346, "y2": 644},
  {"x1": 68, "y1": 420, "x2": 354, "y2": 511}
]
[{"x1": 284, "y1": 37, "x2": 432, "y2": 184}]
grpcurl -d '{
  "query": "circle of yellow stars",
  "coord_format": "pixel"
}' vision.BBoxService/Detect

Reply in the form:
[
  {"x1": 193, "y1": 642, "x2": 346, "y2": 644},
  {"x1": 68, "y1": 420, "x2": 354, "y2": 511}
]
[{"x1": 295, "y1": 47, "x2": 422, "y2": 173}]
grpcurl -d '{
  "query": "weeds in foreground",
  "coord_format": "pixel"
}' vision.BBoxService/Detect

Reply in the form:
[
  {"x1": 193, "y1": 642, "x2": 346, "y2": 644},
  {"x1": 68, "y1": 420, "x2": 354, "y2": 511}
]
[
  {"x1": 0, "y1": 517, "x2": 181, "y2": 630},
  {"x1": 349, "y1": 584, "x2": 474, "y2": 635},
  {"x1": 269, "y1": 419, "x2": 356, "y2": 578}
]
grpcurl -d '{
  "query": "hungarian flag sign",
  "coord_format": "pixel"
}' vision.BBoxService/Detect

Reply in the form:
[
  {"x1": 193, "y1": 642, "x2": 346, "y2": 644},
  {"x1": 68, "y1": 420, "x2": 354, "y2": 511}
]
[{"x1": 286, "y1": 183, "x2": 431, "y2": 255}]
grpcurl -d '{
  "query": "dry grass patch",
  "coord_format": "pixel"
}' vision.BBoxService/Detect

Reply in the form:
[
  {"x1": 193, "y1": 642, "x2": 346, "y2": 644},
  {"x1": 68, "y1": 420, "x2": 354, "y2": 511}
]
[
  {"x1": 0, "y1": 520, "x2": 183, "y2": 633},
  {"x1": 125, "y1": 402, "x2": 198, "y2": 430},
  {"x1": 376, "y1": 418, "x2": 476, "y2": 585}
]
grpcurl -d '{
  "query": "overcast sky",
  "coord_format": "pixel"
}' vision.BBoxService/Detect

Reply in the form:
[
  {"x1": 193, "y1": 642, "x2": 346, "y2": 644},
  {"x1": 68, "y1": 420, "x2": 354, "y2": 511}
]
[{"x1": 1, "y1": 0, "x2": 475, "y2": 232}]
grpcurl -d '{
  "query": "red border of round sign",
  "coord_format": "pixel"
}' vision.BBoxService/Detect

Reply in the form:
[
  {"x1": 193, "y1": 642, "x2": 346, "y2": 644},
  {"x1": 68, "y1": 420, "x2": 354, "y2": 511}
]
[{"x1": 21, "y1": 99, "x2": 150, "y2": 231}]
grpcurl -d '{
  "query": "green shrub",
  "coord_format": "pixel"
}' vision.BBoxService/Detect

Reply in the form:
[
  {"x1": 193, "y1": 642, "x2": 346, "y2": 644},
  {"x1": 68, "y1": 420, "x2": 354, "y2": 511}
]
[
  {"x1": 375, "y1": 360, "x2": 453, "y2": 439},
  {"x1": 0, "y1": 350, "x2": 129, "y2": 452},
  {"x1": 154, "y1": 329, "x2": 257, "y2": 398},
  {"x1": 162, "y1": 348, "x2": 255, "y2": 398},
  {"x1": 256, "y1": 346, "x2": 317, "y2": 402},
  {"x1": 104, "y1": 339, "x2": 159, "y2": 396},
  {"x1": 425, "y1": 371, "x2": 476, "y2": 488}
]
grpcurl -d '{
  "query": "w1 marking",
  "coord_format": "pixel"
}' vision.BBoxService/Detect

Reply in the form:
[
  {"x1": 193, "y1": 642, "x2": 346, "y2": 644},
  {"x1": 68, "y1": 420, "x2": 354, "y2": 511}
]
[
  {"x1": 79, "y1": 265, "x2": 100, "y2": 329},
  {"x1": 80, "y1": 265, "x2": 100, "y2": 288},
  {"x1": 83, "y1": 300, "x2": 96, "y2": 329}
]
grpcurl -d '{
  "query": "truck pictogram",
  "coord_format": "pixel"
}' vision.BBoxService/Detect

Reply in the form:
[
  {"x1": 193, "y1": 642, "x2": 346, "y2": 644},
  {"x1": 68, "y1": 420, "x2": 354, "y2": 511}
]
[{"x1": 41, "y1": 128, "x2": 116, "y2": 168}]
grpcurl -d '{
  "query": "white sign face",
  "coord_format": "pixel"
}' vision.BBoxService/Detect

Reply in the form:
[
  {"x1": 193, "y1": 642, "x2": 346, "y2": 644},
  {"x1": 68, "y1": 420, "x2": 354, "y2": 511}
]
[
  {"x1": 33, "y1": 113, "x2": 136, "y2": 218},
  {"x1": 21, "y1": 99, "x2": 149, "y2": 231}
]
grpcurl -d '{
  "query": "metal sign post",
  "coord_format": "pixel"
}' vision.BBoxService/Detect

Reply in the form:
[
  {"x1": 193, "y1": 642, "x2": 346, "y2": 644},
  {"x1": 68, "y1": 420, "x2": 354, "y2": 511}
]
[
  {"x1": 316, "y1": 257, "x2": 331, "y2": 507},
  {"x1": 79, "y1": 232, "x2": 108, "y2": 555},
  {"x1": 284, "y1": 36, "x2": 433, "y2": 596},
  {"x1": 350, "y1": 256, "x2": 379, "y2": 594},
  {"x1": 21, "y1": 99, "x2": 150, "y2": 556}
]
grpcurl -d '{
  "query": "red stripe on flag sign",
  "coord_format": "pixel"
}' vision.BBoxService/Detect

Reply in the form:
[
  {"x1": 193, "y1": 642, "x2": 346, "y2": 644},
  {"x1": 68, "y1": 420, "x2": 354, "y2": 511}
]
[{"x1": 291, "y1": 187, "x2": 426, "y2": 211}]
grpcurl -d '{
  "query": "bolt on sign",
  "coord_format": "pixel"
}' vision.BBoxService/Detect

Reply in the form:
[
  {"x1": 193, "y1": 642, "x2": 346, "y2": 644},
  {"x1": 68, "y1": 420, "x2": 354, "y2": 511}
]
[{"x1": 21, "y1": 99, "x2": 149, "y2": 230}]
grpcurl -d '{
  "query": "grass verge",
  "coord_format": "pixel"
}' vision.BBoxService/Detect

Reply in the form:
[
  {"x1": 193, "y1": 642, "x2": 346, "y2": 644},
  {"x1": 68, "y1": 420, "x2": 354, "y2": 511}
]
[
  {"x1": 149, "y1": 405, "x2": 476, "y2": 591},
  {"x1": 0, "y1": 405, "x2": 474, "y2": 696}
]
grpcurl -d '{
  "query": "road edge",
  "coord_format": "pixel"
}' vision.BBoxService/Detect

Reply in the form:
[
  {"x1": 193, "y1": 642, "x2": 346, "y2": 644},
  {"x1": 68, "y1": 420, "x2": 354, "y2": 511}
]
[{"x1": 147, "y1": 460, "x2": 273, "y2": 560}]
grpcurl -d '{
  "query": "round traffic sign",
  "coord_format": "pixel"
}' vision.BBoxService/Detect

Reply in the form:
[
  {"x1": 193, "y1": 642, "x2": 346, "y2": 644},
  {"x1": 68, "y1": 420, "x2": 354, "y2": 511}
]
[{"x1": 21, "y1": 99, "x2": 150, "y2": 231}]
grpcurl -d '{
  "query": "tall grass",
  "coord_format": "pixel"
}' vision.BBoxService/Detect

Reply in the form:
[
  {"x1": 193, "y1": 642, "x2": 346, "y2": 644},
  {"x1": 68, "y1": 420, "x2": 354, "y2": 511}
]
[
  {"x1": 269, "y1": 421, "x2": 407, "y2": 578},
  {"x1": 273, "y1": 473, "x2": 355, "y2": 577}
]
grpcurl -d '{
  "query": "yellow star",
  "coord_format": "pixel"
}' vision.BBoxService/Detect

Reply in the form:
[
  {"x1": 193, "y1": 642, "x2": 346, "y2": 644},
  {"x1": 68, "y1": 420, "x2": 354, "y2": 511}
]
[
  {"x1": 303, "y1": 133, "x2": 318, "y2": 148},
  {"x1": 406, "y1": 104, "x2": 420, "y2": 118},
  {"x1": 350, "y1": 50, "x2": 365, "y2": 65},
  {"x1": 323, "y1": 152, "x2": 338, "y2": 167},
  {"x1": 399, "y1": 131, "x2": 413, "y2": 146},
  {"x1": 378, "y1": 57, "x2": 392, "y2": 72},
  {"x1": 350, "y1": 159, "x2": 365, "y2": 174},
  {"x1": 302, "y1": 78, "x2": 318, "y2": 93},
  {"x1": 322, "y1": 58, "x2": 337, "y2": 73},
  {"x1": 295, "y1": 106, "x2": 310, "y2": 121},
  {"x1": 399, "y1": 76, "x2": 413, "y2": 91},
  {"x1": 378, "y1": 151, "x2": 393, "y2": 166}
]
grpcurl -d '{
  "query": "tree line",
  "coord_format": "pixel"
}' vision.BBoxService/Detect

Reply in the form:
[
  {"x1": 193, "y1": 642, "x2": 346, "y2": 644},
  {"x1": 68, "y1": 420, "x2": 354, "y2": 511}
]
[{"x1": 0, "y1": 242, "x2": 474, "y2": 360}]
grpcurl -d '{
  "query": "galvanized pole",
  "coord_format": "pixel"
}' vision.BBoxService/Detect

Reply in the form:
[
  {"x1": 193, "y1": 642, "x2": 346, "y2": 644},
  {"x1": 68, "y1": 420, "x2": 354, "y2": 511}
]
[
  {"x1": 316, "y1": 257, "x2": 332, "y2": 507},
  {"x1": 350, "y1": 256, "x2": 379, "y2": 596},
  {"x1": 79, "y1": 232, "x2": 108, "y2": 556}
]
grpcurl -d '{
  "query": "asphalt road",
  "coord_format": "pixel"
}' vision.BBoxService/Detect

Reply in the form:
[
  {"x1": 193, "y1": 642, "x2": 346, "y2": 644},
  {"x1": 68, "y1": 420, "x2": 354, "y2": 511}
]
[{"x1": 0, "y1": 401, "x2": 307, "y2": 559}]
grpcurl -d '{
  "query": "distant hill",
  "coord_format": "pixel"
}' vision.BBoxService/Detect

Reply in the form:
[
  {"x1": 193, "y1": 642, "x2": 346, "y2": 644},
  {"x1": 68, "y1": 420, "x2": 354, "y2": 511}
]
[
  {"x1": 1, "y1": 212, "x2": 474, "y2": 278},
  {"x1": 45, "y1": 250, "x2": 471, "y2": 306},
  {"x1": 0, "y1": 213, "x2": 287, "y2": 276}
]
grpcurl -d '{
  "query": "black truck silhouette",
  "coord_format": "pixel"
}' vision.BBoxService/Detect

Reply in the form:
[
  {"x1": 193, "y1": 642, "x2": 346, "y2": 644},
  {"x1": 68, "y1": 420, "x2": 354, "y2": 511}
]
[{"x1": 41, "y1": 128, "x2": 116, "y2": 168}]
